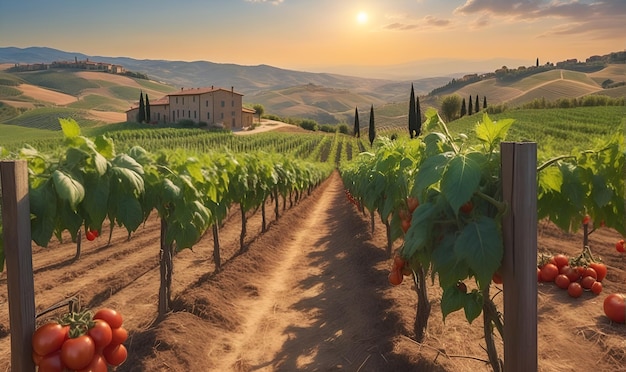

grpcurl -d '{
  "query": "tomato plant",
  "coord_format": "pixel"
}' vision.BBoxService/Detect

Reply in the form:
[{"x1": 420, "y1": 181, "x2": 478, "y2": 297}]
[{"x1": 603, "y1": 293, "x2": 625, "y2": 323}]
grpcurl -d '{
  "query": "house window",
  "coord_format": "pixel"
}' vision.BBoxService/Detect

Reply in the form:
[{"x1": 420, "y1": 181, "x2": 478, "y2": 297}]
[
  {"x1": 221, "y1": 101, "x2": 225, "y2": 107},
  {"x1": 182, "y1": 110, "x2": 184, "y2": 117},
  {"x1": 177, "y1": 109, "x2": 179, "y2": 118},
  {"x1": 220, "y1": 113, "x2": 224, "y2": 120},
  {"x1": 193, "y1": 96, "x2": 195, "y2": 103},
  {"x1": 176, "y1": 97, "x2": 178, "y2": 104},
  {"x1": 207, "y1": 112, "x2": 210, "y2": 120},
  {"x1": 182, "y1": 97, "x2": 185, "y2": 105},
  {"x1": 194, "y1": 111, "x2": 197, "y2": 119},
  {"x1": 157, "y1": 113, "x2": 160, "y2": 120},
  {"x1": 231, "y1": 100, "x2": 234, "y2": 107},
  {"x1": 188, "y1": 110, "x2": 191, "y2": 118},
  {"x1": 206, "y1": 100, "x2": 208, "y2": 107},
  {"x1": 232, "y1": 111, "x2": 235, "y2": 117}
]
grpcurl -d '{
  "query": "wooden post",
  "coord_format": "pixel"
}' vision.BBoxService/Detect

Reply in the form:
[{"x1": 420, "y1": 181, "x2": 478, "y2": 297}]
[
  {"x1": 1, "y1": 160, "x2": 36, "y2": 371},
  {"x1": 501, "y1": 142, "x2": 537, "y2": 371}
]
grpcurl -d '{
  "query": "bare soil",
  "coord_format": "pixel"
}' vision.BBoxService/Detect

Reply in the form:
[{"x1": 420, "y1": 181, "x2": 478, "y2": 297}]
[{"x1": 1, "y1": 171, "x2": 625, "y2": 371}]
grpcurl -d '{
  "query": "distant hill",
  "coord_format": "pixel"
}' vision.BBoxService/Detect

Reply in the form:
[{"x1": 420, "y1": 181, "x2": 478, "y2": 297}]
[{"x1": 0, "y1": 46, "x2": 624, "y2": 128}]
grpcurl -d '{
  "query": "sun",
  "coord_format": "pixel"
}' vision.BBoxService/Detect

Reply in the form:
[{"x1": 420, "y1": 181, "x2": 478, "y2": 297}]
[{"x1": 356, "y1": 11, "x2": 368, "y2": 24}]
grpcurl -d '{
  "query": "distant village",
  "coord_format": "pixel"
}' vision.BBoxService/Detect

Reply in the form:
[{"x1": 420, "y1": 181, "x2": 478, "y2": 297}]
[{"x1": 7, "y1": 58, "x2": 148, "y2": 79}]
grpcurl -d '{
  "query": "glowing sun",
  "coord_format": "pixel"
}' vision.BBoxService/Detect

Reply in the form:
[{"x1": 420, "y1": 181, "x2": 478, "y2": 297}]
[{"x1": 356, "y1": 11, "x2": 368, "y2": 24}]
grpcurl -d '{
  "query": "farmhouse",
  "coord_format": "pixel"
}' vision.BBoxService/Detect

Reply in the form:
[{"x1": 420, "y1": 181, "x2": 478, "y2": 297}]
[{"x1": 126, "y1": 86, "x2": 255, "y2": 130}]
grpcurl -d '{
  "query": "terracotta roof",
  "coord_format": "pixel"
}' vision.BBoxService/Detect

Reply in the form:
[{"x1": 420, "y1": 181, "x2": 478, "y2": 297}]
[
  {"x1": 242, "y1": 107, "x2": 256, "y2": 113},
  {"x1": 168, "y1": 87, "x2": 243, "y2": 97}
]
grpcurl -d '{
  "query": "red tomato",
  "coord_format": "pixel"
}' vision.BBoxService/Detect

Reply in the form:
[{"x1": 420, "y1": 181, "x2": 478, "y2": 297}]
[
  {"x1": 459, "y1": 201, "x2": 473, "y2": 214},
  {"x1": 401, "y1": 218, "x2": 411, "y2": 233},
  {"x1": 398, "y1": 209, "x2": 410, "y2": 222},
  {"x1": 407, "y1": 197, "x2": 419, "y2": 213},
  {"x1": 540, "y1": 263, "x2": 559, "y2": 282},
  {"x1": 86, "y1": 230, "x2": 96, "y2": 241},
  {"x1": 554, "y1": 274, "x2": 571, "y2": 289},
  {"x1": 560, "y1": 265, "x2": 580, "y2": 283},
  {"x1": 77, "y1": 354, "x2": 108, "y2": 372},
  {"x1": 456, "y1": 281, "x2": 467, "y2": 293},
  {"x1": 567, "y1": 282, "x2": 583, "y2": 298},
  {"x1": 393, "y1": 255, "x2": 405, "y2": 270},
  {"x1": 32, "y1": 323, "x2": 69, "y2": 357},
  {"x1": 589, "y1": 262, "x2": 607, "y2": 282},
  {"x1": 88, "y1": 319, "x2": 113, "y2": 350},
  {"x1": 581, "y1": 276, "x2": 596, "y2": 290},
  {"x1": 103, "y1": 344, "x2": 128, "y2": 366},
  {"x1": 388, "y1": 269, "x2": 403, "y2": 286},
  {"x1": 93, "y1": 308, "x2": 123, "y2": 329},
  {"x1": 61, "y1": 335, "x2": 95, "y2": 370},
  {"x1": 582, "y1": 214, "x2": 590, "y2": 225},
  {"x1": 616, "y1": 239, "x2": 625, "y2": 253},
  {"x1": 110, "y1": 326, "x2": 128, "y2": 346},
  {"x1": 591, "y1": 281, "x2": 603, "y2": 295},
  {"x1": 92, "y1": 229, "x2": 99, "y2": 238},
  {"x1": 582, "y1": 267, "x2": 597, "y2": 280},
  {"x1": 552, "y1": 254, "x2": 569, "y2": 269},
  {"x1": 37, "y1": 350, "x2": 65, "y2": 372},
  {"x1": 603, "y1": 293, "x2": 625, "y2": 323},
  {"x1": 492, "y1": 271, "x2": 503, "y2": 285}
]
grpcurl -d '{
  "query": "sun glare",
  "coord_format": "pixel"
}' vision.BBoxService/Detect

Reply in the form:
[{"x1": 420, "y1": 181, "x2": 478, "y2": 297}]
[{"x1": 357, "y1": 11, "x2": 368, "y2": 24}]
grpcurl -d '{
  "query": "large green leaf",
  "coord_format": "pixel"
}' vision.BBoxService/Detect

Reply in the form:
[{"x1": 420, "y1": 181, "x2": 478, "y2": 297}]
[
  {"x1": 81, "y1": 173, "x2": 110, "y2": 229},
  {"x1": 538, "y1": 166, "x2": 562, "y2": 194},
  {"x1": 59, "y1": 118, "x2": 81, "y2": 139},
  {"x1": 441, "y1": 285, "x2": 467, "y2": 321},
  {"x1": 464, "y1": 290, "x2": 483, "y2": 323},
  {"x1": 30, "y1": 181, "x2": 57, "y2": 246},
  {"x1": 52, "y1": 170, "x2": 85, "y2": 211},
  {"x1": 475, "y1": 114, "x2": 514, "y2": 151},
  {"x1": 441, "y1": 154, "x2": 481, "y2": 214},
  {"x1": 116, "y1": 195, "x2": 144, "y2": 233},
  {"x1": 431, "y1": 234, "x2": 470, "y2": 289},
  {"x1": 403, "y1": 202, "x2": 438, "y2": 257},
  {"x1": 454, "y1": 217, "x2": 503, "y2": 289},
  {"x1": 414, "y1": 152, "x2": 453, "y2": 195}
]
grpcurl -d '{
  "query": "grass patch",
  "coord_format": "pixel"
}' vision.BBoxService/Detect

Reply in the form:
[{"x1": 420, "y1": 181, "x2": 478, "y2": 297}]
[
  {"x1": 4, "y1": 107, "x2": 99, "y2": 131},
  {"x1": 109, "y1": 86, "x2": 142, "y2": 101},
  {"x1": 16, "y1": 70, "x2": 98, "y2": 96},
  {"x1": 135, "y1": 78, "x2": 177, "y2": 93},
  {"x1": 68, "y1": 94, "x2": 128, "y2": 111},
  {"x1": 0, "y1": 85, "x2": 22, "y2": 97}
]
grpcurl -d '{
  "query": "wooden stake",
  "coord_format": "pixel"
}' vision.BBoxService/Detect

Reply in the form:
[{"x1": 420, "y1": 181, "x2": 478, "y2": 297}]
[
  {"x1": 501, "y1": 142, "x2": 538, "y2": 371},
  {"x1": 1, "y1": 160, "x2": 36, "y2": 371}
]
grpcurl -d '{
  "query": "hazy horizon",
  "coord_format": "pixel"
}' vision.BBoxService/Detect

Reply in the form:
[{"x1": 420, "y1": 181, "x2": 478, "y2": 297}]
[{"x1": 1, "y1": 1, "x2": 624, "y2": 79}]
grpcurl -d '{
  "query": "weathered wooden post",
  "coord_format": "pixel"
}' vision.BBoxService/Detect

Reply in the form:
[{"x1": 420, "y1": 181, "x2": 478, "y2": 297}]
[
  {"x1": 1, "y1": 160, "x2": 36, "y2": 371},
  {"x1": 501, "y1": 142, "x2": 538, "y2": 371}
]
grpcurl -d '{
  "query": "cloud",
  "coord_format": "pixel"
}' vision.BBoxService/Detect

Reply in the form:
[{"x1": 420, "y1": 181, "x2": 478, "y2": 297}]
[
  {"x1": 245, "y1": 0, "x2": 284, "y2": 4},
  {"x1": 382, "y1": 14, "x2": 451, "y2": 31},
  {"x1": 455, "y1": 0, "x2": 625, "y2": 38}
]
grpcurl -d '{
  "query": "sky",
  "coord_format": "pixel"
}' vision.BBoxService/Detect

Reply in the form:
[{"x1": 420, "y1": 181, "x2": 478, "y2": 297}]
[{"x1": 1, "y1": 0, "x2": 625, "y2": 77}]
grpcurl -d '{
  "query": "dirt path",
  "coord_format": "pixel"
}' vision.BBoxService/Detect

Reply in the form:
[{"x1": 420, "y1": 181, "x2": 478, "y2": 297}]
[{"x1": 1, "y1": 170, "x2": 625, "y2": 371}]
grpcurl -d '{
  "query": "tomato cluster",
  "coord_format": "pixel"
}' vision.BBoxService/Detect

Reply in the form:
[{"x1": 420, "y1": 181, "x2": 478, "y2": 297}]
[
  {"x1": 32, "y1": 308, "x2": 128, "y2": 371},
  {"x1": 85, "y1": 228, "x2": 99, "y2": 241},
  {"x1": 538, "y1": 253, "x2": 607, "y2": 298},
  {"x1": 398, "y1": 197, "x2": 419, "y2": 234},
  {"x1": 388, "y1": 255, "x2": 412, "y2": 286}
]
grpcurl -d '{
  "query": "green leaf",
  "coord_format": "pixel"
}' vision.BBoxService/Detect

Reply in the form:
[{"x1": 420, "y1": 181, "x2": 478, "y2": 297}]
[
  {"x1": 441, "y1": 285, "x2": 467, "y2": 321},
  {"x1": 30, "y1": 181, "x2": 57, "y2": 247},
  {"x1": 538, "y1": 166, "x2": 562, "y2": 193},
  {"x1": 81, "y1": 173, "x2": 109, "y2": 228},
  {"x1": 454, "y1": 217, "x2": 503, "y2": 289},
  {"x1": 404, "y1": 202, "x2": 438, "y2": 257},
  {"x1": 414, "y1": 152, "x2": 453, "y2": 195},
  {"x1": 56, "y1": 199, "x2": 83, "y2": 242},
  {"x1": 111, "y1": 154, "x2": 145, "y2": 195},
  {"x1": 94, "y1": 135, "x2": 115, "y2": 159},
  {"x1": 116, "y1": 195, "x2": 144, "y2": 233},
  {"x1": 432, "y1": 234, "x2": 470, "y2": 289},
  {"x1": 52, "y1": 170, "x2": 85, "y2": 211},
  {"x1": 475, "y1": 114, "x2": 514, "y2": 151},
  {"x1": 441, "y1": 154, "x2": 481, "y2": 214},
  {"x1": 59, "y1": 118, "x2": 81, "y2": 139},
  {"x1": 464, "y1": 290, "x2": 483, "y2": 323},
  {"x1": 591, "y1": 174, "x2": 613, "y2": 207}
]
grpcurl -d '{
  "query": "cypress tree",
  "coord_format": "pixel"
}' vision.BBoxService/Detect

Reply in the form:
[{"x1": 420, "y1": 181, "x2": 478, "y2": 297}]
[
  {"x1": 475, "y1": 94, "x2": 480, "y2": 113},
  {"x1": 536, "y1": 58, "x2": 539, "y2": 67},
  {"x1": 408, "y1": 84, "x2": 417, "y2": 138},
  {"x1": 137, "y1": 91, "x2": 146, "y2": 123},
  {"x1": 353, "y1": 106, "x2": 360, "y2": 138},
  {"x1": 460, "y1": 98, "x2": 467, "y2": 117},
  {"x1": 483, "y1": 96, "x2": 487, "y2": 110},
  {"x1": 468, "y1": 95, "x2": 473, "y2": 116},
  {"x1": 145, "y1": 93, "x2": 151, "y2": 123},
  {"x1": 415, "y1": 95, "x2": 422, "y2": 137},
  {"x1": 368, "y1": 105, "x2": 376, "y2": 146}
]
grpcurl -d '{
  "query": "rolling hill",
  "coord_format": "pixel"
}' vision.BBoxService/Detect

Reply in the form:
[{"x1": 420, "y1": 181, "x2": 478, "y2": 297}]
[{"x1": 0, "y1": 47, "x2": 624, "y2": 130}]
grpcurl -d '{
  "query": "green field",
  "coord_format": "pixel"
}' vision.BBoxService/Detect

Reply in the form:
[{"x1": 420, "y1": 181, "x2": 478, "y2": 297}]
[
  {"x1": 3, "y1": 107, "x2": 99, "y2": 131},
  {"x1": 67, "y1": 94, "x2": 128, "y2": 111},
  {"x1": 16, "y1": 70, "x2": 98, "y2": 96}
]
